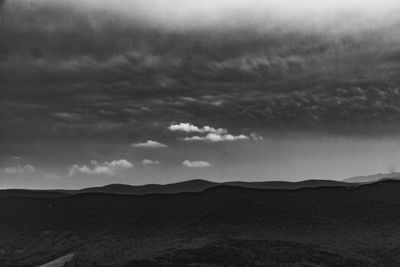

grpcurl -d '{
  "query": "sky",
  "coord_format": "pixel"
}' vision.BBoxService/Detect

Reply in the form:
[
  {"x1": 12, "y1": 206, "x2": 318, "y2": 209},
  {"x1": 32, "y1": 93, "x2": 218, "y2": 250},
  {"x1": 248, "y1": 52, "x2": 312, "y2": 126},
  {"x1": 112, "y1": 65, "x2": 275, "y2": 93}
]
[{"x1": 1, "y1": 0, "x2": 400, "y2": 189}]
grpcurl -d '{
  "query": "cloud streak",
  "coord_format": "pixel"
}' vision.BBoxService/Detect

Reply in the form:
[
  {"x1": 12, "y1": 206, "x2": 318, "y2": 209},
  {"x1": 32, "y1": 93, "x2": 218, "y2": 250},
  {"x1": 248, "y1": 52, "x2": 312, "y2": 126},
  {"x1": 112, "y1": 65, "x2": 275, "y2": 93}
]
[{"x1": 182, "y1": 133, "x2": 248, "y2": 142}]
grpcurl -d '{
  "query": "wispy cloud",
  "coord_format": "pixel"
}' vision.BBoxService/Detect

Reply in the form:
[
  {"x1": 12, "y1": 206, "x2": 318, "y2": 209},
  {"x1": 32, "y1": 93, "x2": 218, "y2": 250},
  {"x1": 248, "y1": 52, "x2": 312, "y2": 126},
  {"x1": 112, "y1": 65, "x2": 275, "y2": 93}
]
[
  {"x1": 131, "y1": 140, "x2": 168, "y2": 148},
  {"x1": 182, "y1": 160, "x2": 211, "y2": 168},
  {"x1": 52, "y1": 112, "x2": 82, "y2": 122},
  {"x1": 250, "y1": 133, "x2": 264, "y2": 141},
  {"x1": 68, "y1": 159, "x2": 133, "y2": 176},
  {"x1": 0, "y1": 165, "x2": 36, "y2": 176},
  {"x1": 142, "y1": 159, "x2": 160, "y2": 165}
]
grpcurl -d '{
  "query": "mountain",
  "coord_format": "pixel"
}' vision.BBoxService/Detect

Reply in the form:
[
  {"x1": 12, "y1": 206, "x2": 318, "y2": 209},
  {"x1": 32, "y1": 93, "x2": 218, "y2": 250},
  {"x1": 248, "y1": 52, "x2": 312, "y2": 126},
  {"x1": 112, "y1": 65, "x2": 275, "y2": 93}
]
[
  {"x1": 0, "y1": 179, "x2": 355, "y2": 198},
  {"x1": 2, "y1": 180, "x2": 400, "y2": 266},
  {"x1": 343, "y1": 172, "x2": 400, "y2": 183}
]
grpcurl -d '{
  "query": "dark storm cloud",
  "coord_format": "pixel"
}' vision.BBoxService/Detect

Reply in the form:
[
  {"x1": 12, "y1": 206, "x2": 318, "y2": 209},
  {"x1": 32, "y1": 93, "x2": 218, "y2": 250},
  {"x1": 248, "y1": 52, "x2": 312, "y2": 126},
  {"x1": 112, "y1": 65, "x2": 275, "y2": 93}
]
[{"x1": 2, "y1": 0, "x2": 400, "y2": 144}]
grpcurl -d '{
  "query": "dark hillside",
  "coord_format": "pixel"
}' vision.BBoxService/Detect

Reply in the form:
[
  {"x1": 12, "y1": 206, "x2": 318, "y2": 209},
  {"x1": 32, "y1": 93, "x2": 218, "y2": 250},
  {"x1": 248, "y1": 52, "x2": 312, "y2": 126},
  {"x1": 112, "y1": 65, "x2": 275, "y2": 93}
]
[{"x1": 1, "y1": 180, "x2": 400, "y2": 266}]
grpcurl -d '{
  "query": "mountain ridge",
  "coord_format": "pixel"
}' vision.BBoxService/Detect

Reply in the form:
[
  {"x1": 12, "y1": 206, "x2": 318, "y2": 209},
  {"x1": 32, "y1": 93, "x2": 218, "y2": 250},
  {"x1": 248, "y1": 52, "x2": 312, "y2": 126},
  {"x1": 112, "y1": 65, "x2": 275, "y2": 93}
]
[{"x1": 0, "y1": 178, "x2": 353, "y2": 198}]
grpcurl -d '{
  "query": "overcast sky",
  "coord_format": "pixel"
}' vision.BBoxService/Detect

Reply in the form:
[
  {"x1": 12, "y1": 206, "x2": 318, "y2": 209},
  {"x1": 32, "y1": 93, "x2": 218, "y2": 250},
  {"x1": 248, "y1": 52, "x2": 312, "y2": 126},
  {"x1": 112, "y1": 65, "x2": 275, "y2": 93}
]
[{"x1": 1, "y1": 0, "x2": 400, "y2": 189}]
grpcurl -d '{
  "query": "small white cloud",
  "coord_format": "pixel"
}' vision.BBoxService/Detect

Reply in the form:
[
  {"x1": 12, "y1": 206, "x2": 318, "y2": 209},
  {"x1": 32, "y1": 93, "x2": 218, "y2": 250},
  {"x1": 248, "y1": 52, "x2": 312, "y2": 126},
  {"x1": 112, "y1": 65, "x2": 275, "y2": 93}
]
[
  {"x1": 68, "y1": 159, "x2": 133, "y2": 176},
  {"x1": 182, "y1": 160, "x2": 211, "y2": 168},
  {"x1": 183, "y1": 133, "x2": 248, "y2": 142},
  {"x1": 142, "y1": 159, "x2": 160, "y2": 165},
  {"x1": 170, "y1": 122, "x2": 252, "y2": 143},
  {"x1": 168, "y1": 123, "x2": 226, "y2": 134},
  {"x1": 0, "y1": 164, "x2": 36, "y2": 175},
  {"x1": 131, "y1": 140, "x2": 168, "y2": 148}
]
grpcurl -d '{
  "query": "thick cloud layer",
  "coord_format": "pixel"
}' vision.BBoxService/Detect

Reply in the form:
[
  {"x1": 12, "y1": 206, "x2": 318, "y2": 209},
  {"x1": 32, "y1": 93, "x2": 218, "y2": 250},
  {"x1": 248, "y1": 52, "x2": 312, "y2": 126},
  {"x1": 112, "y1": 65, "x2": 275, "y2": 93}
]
[{"x1": 50, "y1": 0, "x2": 400, "y2": 31}]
